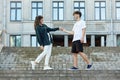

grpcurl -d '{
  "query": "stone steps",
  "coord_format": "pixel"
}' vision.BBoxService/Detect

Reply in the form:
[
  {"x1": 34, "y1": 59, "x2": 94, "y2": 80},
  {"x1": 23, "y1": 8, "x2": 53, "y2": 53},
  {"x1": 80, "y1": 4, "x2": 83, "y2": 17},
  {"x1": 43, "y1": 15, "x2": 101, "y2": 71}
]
[
  {"x1": 0, "y1": 47, "x2": 120, "y2": 70},
  {"x1": 0, "y1": 44, "x2": 3, "y2": 52},
  {"x1": 0, "y1": 62, "x2": 120, "y2": 70},
  {"x1": 0, "y1": 47, "x2": 120, "y2": 80},
  {"x1": 0, "y1": 70, "x2": 120, "y2": 80}
]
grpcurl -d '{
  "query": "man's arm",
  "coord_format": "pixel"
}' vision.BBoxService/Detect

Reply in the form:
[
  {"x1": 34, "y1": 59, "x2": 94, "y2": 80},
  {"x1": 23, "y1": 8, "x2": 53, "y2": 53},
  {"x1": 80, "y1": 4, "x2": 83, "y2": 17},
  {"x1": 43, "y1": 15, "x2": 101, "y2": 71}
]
[
  {"x1": 81, "y1": 28, "x2": 86, "y2": 43},
  {"x1": 62, "y1": 29, "x2": 74, "y2": 35}
]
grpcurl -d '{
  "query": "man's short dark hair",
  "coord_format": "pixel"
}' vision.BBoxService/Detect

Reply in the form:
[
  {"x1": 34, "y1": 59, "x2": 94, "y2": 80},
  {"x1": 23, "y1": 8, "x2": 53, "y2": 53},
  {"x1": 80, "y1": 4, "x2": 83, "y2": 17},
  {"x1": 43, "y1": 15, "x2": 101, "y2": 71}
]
[{"x1": 73, "y1": 11, "x2": 82, "y2": 17}]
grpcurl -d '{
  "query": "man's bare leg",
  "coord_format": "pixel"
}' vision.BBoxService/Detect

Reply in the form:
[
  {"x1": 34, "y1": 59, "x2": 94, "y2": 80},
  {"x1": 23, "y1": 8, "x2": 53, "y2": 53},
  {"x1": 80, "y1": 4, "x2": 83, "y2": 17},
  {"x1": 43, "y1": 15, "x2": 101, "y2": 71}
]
[
  {"x1": 73, "y1": 53, "x2": 78, "y2": 67},
  {"x1": 79, "y1": 52, "x2": 90, "y2": 64}
]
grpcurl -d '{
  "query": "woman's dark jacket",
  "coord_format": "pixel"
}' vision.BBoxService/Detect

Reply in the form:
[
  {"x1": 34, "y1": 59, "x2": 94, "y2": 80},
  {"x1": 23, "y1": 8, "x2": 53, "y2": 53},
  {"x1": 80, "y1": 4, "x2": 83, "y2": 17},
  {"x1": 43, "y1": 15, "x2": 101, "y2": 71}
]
[{"x1": 35, "y1": 24, "x2": 59, "y2": 46}]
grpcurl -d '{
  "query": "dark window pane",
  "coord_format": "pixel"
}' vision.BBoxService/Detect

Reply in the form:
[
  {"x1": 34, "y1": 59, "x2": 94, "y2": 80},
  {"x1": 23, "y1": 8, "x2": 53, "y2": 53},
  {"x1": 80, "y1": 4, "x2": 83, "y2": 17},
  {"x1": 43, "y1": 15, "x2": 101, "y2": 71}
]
[
  {"x1": 10, "y1": 35, "x2": 21, "y2": 47},
  {"x1": 16, "y1": 36, "x2": 21, "y2": 47}
]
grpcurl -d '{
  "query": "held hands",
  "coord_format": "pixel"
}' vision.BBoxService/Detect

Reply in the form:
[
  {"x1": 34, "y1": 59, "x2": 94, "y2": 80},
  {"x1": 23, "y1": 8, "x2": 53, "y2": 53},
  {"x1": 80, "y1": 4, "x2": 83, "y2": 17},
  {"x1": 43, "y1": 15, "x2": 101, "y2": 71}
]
[
  {"x1": 40, "y1": 46, "x2": 44, "y2": 51},
  {"x1": 59, "y1": 27, "x2": 66, "y2": 32}
]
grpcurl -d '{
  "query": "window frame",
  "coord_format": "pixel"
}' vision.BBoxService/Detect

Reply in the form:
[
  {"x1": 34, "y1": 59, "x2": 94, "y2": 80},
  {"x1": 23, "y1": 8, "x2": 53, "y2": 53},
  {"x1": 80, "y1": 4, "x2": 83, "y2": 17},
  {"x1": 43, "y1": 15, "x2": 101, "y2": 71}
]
[
  {"x1": 74, "y1": 1, "x2": 85, "y2": 20},
  {"x1": 9, "y1": 35, "x2": 21, "y2": 47},
  {"x1": 94, "y1": 1, "x2": 106, "y2": 20},
  {"x1": 116, "y1": 1, "x2": 120, "y2": 20},
  {"x1": 30, "y1": 35, "x2": 39, "y2": 47},
  {"x1": 31, "y1": 1, "x2": 43, "y2": 20},
  {"x1": 52, "y1": 1, "x2": 64, "y2": 21},
  {"x1": 10, "y1": 1, "x2": 22, "y2": 21}
]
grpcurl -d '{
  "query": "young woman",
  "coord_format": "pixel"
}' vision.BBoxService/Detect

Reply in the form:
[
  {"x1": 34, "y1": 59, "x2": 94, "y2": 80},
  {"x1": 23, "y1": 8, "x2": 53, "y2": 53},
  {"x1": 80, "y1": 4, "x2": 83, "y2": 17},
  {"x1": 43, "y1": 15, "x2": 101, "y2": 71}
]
[{"x1": 31, "y1": 15, "x2": 61, "y2": 70}]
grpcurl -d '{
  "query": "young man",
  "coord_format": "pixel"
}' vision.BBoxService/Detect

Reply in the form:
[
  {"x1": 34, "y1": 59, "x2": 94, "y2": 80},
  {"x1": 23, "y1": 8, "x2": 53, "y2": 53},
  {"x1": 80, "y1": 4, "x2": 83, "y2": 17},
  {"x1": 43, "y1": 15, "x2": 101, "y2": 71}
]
[{"x1": 61, "y1": 11, "x2": 92, "y2": 70}]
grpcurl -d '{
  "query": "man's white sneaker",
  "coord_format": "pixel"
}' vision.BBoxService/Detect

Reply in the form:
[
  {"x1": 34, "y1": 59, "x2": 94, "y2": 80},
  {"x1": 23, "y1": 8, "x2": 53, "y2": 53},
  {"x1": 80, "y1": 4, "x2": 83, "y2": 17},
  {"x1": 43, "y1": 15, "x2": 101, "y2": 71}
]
[
  {"x1": 31, "y1": 61, "x2": 36, "y2": 70},
  {"x1": 43, "y1": 66, "x2": 53, "y2": 70}
]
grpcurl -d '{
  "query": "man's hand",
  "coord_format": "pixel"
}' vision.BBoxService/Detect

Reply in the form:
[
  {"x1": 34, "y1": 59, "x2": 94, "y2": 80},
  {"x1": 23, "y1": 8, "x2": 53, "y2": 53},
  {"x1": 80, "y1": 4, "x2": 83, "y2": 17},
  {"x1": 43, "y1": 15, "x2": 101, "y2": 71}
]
[
  {"x1": 59, "y1": 27, "x2": 74, "y2": 35},
  {"x1": 60, "y1": 27, "x2": 66, "y2": 32},
  {"x1": 40, "y1": 46, "x2": 44, "y2": 51},
  {"x1": 80, "y1": 37, "x2": 84, "y2": 43}
]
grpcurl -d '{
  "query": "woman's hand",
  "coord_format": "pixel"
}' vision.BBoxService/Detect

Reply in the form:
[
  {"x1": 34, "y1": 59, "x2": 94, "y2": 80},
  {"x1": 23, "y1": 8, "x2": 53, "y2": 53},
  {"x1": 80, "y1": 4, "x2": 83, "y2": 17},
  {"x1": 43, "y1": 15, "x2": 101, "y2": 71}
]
[
  {"x1": 40, "y1": 46, "x2": 44, "y2": 51},
  {"x1": 59, "y1": 27, "x2": 65, "y2": 31},
  {"x1": 59, "y1": 27, "x2": 64, "y2": 31}
]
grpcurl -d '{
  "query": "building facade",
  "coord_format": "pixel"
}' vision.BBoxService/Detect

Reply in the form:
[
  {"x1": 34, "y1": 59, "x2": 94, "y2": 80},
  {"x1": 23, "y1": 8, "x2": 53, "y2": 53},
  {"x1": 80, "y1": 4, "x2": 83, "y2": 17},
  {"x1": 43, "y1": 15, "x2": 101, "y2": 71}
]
[{"x1": 0, "y1": 0, "x2": 120, "y2": 47}]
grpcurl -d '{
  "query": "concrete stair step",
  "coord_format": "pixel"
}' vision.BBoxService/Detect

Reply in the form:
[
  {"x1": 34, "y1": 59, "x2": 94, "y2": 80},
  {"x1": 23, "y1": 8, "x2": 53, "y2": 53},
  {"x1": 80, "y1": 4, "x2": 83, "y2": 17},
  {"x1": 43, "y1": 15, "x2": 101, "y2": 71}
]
[{"x1": 0, "y1": 70, "x2": 120, "y2": 80}]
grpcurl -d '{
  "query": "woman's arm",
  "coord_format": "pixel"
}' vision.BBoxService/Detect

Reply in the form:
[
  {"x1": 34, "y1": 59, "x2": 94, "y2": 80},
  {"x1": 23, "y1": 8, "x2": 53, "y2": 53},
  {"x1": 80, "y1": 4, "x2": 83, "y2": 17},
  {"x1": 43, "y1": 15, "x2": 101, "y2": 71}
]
[
  {"x1": 47, "y1": 27, "x2": 60, "y2": 32},
  {"x1": 44, "y1": 24, "x2": 60, "y2": 32},
  {"x1": 35, "y1": 28, "x2": 44, "y2": 46}
]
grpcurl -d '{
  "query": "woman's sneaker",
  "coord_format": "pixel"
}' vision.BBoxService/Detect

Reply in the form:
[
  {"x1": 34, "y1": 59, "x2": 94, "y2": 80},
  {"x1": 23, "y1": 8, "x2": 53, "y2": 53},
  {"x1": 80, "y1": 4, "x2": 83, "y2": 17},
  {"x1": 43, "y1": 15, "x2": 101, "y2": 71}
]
[
  {"x1": 43, "y1": 66, "x2": 53, "y2": 70},
  {"x1": 31, "y1": 61, "x2": 36, "y2": 70}
]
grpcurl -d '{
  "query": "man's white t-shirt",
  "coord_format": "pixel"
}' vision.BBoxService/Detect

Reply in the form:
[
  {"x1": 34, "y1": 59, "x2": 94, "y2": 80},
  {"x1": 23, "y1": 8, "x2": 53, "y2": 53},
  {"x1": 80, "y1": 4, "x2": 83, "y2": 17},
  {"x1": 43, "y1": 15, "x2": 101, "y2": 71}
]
[{"x1": 72, "y1": 20, "x2": 86, "y2": 43}]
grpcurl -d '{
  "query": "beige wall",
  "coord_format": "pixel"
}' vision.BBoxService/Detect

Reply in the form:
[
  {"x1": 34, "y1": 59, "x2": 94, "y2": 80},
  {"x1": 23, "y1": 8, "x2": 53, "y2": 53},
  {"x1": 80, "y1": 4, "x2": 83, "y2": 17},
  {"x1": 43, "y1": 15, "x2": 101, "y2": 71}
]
[
  {"x1": 0, "y1": 0, "x2": 120, "y2": 47},
  {"x1": 0, "y1": 0, "x2": 3, "y2": 30}
]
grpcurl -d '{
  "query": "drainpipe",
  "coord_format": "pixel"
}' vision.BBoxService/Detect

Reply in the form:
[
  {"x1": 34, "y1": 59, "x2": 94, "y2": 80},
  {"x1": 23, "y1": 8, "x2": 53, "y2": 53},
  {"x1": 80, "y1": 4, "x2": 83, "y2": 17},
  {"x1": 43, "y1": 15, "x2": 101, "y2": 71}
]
[
  {"x1": 3, "y1": 0, "x2": 7, "y2": 46},
  {"x1": 110, "y1": 0, "x2": 114, "y2": 46}
]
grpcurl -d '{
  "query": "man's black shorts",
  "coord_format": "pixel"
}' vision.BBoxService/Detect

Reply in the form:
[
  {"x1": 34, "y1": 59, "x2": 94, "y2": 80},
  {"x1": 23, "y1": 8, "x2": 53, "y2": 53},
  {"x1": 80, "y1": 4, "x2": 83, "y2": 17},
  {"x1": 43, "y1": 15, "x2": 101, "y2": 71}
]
[{"x1": 71, "y1": 40, "x2": 83, "y2": 53}]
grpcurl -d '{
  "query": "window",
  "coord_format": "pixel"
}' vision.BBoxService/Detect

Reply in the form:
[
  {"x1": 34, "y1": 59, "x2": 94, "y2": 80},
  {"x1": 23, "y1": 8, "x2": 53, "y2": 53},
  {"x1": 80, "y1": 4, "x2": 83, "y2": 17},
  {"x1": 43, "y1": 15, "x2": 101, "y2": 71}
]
[
  {"x1": 53, "y1": 1, "x2": 64, "y2": 20},
  {"x1": 31, "y1": 35, "x2": 39, "y2": 47},
  {"x1": 10, "y1": 35, "x2": 21, "y2": 47},
  {"x1": 116, "y1": 1, "x2": 120, "y2": 20},
  {"x1": 95, "y1": 1, "x2": 106, "y2": 20},
  {"x1": 32, "y1": 1, "x2": 43, "y2": 20},
  {"x1": 74, "y1": 1, "x2": 85, "y2": 20},
  {"x1": 10, "y1": 1, "x2": 22, "y2": 21}
]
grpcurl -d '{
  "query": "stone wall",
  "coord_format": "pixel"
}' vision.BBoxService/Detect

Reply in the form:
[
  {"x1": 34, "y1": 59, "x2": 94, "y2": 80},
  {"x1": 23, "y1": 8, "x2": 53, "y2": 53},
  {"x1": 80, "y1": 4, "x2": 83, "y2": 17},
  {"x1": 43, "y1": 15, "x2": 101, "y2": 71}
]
[
  {"x1": 0, "y1": 47, "x2": 120, "y2": 80},
  {"x1": 0, "y1": 47, "x2": 120, "y2": 70}
]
